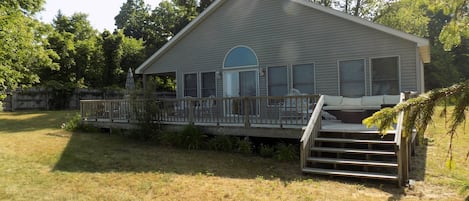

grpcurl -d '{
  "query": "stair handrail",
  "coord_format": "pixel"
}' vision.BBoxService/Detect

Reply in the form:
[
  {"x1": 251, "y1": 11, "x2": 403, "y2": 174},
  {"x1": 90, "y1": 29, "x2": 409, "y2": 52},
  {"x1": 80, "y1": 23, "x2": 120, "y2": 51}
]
[
  {"x1": 394, "y1": 93, "x2": 406, "y2": 147},
  {"x1": 300, "y1": 95, "x2": 324, "y2": 169}
]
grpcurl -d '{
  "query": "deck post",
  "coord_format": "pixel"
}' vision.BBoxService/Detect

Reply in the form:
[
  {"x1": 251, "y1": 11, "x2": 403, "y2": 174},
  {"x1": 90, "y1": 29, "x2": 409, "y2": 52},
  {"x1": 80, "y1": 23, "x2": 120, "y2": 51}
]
[
  {"x1": 399, "y1": 136, "x2": 410, "y2": 186},
  {"x1": 244, "y1": 97, "x2": 250, "y2": 128},
  {"x1": 188, "y1": 98, "x2": 194, "y2": 124},
  {"x1": 109, "y1": 101, "x2": 113, "y2": 122}
]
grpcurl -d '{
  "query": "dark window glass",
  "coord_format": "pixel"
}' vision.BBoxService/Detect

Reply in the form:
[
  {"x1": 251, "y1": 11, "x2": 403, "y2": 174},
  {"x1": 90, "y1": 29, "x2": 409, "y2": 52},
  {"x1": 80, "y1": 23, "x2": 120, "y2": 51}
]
[
  {"x1": 184, "y1": 73, "x2": 198, "y2": 97},
  {"x1": 372, "y1": 57, "x2": 399, "y2": 95},
  {"x1": 339, "y1": 60, "x2": 365, "y2": 97}
]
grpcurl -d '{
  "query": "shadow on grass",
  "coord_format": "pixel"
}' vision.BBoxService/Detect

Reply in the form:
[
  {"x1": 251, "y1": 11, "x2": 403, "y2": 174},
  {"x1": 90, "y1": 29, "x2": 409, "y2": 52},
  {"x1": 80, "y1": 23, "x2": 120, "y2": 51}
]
[
  {"x1": 53, "y1": 132, "x2": 305, "y2": 181},
  {"x1": 0, "y1": 111, "x2": 74, "y2": 134},
  {"x1": 410, "y1": 138, "x2": 428, "y2": 181},
  {"x1": 53, "y1": 132, "x2": 411, "y2": 199}
]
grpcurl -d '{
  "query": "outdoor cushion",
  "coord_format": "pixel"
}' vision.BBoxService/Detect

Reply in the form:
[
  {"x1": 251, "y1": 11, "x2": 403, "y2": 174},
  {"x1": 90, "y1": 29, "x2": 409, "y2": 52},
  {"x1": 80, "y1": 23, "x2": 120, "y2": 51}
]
[
  {"x1": 324, "y1": 95, "x2": 343, "y2": 106},
  {"x1": 362, "y1": 96, "x2": 384, "y2": 106},
  {"x1": 383, "y1": 95, "x2": 401, "y2": 105},
  {"x1": 341, "y1": 97, "x2": 362, "y2": 106}
]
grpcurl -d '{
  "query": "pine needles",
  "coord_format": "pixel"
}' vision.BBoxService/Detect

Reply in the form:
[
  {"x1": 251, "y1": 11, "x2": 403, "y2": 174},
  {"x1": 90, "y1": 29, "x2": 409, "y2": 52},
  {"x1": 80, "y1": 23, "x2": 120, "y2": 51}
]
[{"x1": 364, "y1": 80, "x2": 469, "y2": 166}]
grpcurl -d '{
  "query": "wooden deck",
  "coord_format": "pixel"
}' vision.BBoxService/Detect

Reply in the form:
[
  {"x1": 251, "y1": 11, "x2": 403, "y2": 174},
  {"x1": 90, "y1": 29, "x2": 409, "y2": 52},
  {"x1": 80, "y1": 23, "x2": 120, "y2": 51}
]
[
  {"x1": 80, "y1": 94, "x2": 416, "y2": 185},
  {"x1": 80, "y1": 95, "x2": 320, "y2": 139}
]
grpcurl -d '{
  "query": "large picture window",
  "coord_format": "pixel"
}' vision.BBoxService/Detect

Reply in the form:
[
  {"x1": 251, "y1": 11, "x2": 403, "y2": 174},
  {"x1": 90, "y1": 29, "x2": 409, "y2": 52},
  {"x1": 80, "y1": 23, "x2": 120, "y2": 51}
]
[
  {"x1": 201, "y1": 72, "x2": 216, "y2": 97},
  {"x1": 371, "y1": 57, "x2": 399, "y2": 95},
  {"x1": 339, "y1": 59, "x2": 365, "y2": 97},
  {"x1": 292, "y1": 64, "x2": 314, "y2": 94},
  {"x1": 183, "y1": 73, "x2": 198, "y2": 97},
  {"x1": 268, "y1": 66, "x2": 288, "y2": 97}
]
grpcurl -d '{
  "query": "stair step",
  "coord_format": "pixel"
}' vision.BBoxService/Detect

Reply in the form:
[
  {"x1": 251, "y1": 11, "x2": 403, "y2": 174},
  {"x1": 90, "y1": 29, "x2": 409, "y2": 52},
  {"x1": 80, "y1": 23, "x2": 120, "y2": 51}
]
[
  {"x1": 302, "y1": 167, "x2": 398, "y2": 180},
  {"x1": 310, "y1": 147, "x2": 396, "y2": 155},
  {"x1": 307, "y1": 157, "x2": 398, "y2": 167},
  {"x1": 320, "y1": 129, "x2": 396, "y2": 134},
  {"x1": 315, "y1": 138, "x2": 395, "y2": 144}
]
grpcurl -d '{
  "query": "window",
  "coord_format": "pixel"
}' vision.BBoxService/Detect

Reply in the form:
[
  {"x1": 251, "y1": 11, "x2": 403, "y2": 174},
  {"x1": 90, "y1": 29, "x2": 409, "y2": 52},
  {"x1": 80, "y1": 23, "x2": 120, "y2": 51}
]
[
  {"x1": 268, "y1": 66, "x2": 288, "y2": 97},
  {"x1": 339, "y1": 59, "x2": 365, "y2": 97},
  {"x1": 371, "y1": 57, "x2": 399, "y2": 95},
  {"x1": 183, "y1": 73, "x2": 198, "y2": 97},
  {"x1": 201, "y1": 72, "x2": 216, "y2": 97},
  {"x1": 224, "y1": 46, "x2": 258, "y2": 68},
  {"x1": 292, "y1": 64, "x2": 314, "y2": 94}
]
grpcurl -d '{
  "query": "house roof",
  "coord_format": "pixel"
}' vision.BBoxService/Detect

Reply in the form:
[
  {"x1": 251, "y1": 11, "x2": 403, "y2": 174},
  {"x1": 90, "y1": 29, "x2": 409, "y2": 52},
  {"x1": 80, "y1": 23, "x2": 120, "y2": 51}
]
[{"x1": 135, "y1": 0, "x2": 430, "y2": 74}]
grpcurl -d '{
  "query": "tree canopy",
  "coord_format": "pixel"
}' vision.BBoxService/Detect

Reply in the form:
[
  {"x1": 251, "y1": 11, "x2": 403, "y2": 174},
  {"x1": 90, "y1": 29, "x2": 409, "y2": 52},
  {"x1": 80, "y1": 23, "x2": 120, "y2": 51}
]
[
  {"x1": 1, "y1": 0, "x2": 468, "y2": 101},
  {"x1": 0, "y1": 0, "x2": 58, "y2": 99}
]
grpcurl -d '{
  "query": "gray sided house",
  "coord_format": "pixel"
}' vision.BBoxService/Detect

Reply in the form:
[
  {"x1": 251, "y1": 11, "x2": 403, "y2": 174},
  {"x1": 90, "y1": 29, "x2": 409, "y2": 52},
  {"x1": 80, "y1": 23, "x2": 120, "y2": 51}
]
[
  {"x1": 82, "y1": 0, "x2": 430, "y2": 183},
  {"x1": 136, "y1": 0, "x2": 430, "y2": 99}
]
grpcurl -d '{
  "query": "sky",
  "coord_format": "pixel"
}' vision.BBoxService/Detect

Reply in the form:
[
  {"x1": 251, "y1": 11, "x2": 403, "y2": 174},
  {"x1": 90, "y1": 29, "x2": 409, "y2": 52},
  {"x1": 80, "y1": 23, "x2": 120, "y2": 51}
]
[{"x1": 38, "y1": 0, "x2": 163, "y2": 31}]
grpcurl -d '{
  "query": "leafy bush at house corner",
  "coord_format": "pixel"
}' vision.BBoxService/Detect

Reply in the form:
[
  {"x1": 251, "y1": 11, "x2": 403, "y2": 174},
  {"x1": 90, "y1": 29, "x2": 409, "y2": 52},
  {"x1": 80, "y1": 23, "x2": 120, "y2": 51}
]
[
  {"x1": 62, "y1": 113, "x2": 97, "y2": 132},
  {"x1": 132, "y1": 99, "x2": 163, "y2": 141},
  {"x1": 274, "y1": 142, "x2": 299, "y2": 161}
]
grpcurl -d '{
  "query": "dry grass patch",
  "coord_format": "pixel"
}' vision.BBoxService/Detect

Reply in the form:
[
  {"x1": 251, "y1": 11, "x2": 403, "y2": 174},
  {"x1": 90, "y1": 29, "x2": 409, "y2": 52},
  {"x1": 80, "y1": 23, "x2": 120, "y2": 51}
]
[{"x1": 0, "y1": 110, "x2": 467, "y2": 200}]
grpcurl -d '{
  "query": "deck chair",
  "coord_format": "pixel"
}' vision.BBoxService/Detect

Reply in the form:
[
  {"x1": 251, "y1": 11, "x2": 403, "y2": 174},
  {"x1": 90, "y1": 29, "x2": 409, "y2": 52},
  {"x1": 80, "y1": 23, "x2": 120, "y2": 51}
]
[
  {"x1": 195, "y1": 95, "x2": 216, "y2": 117},
  {"x1": 279, "y1": 89, "x2": 312, "y2": 120}
]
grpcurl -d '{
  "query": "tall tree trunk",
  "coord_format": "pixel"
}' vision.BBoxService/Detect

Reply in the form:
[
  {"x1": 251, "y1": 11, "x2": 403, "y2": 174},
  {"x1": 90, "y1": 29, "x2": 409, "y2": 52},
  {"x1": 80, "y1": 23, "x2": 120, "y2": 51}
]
[
  {"x1": 354, "y1": 0, "x2": 361, "y2": 16},
  {"x1": 345, "y1": 0, "x2": 349, "y2": 13}
]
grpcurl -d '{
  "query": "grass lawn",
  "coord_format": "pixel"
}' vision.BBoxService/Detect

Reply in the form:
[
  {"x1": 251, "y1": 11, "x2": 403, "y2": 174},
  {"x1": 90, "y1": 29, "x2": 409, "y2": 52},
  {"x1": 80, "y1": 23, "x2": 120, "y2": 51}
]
[{"x1": 0, "y1": 110, "x2": 468, "y2": 201}]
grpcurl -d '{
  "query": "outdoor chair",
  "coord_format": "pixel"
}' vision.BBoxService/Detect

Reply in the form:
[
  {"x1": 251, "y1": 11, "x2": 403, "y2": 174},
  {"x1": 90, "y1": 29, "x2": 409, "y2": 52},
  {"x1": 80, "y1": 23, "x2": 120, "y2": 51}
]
[{"x1": 279, "y1": 89, "x2": 312, "y2": 120}]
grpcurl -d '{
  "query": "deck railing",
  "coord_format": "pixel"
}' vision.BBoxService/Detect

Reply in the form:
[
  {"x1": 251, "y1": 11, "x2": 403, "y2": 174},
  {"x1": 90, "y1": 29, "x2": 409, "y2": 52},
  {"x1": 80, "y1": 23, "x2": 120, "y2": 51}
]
[
  {"x1": 80, "y1": 95, "x2": 320, "y2": 128},
  {"x1": 300, "y1": 95, "x2": 324, "y2": 169}
]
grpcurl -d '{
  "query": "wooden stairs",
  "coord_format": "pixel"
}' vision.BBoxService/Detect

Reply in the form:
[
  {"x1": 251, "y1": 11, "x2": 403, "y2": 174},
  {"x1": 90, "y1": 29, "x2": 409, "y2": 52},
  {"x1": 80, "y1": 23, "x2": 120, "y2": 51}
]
[{"x1": 302, "y1": 128, "x2": 399, "y2": 181}]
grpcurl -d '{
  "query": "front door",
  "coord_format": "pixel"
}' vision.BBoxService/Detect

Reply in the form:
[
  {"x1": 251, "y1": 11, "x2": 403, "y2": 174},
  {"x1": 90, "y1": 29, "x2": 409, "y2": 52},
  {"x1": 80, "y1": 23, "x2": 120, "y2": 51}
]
[{"x1": 224, "y1": 70, "x2": 258, "y2": 115}]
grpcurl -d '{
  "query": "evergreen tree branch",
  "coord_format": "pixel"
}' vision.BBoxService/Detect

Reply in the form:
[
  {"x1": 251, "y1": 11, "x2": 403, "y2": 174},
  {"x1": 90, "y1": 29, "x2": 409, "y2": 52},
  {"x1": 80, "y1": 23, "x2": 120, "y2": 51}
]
[{"x1": 364, "y1": 80, "x2": 469, "y2": 163}]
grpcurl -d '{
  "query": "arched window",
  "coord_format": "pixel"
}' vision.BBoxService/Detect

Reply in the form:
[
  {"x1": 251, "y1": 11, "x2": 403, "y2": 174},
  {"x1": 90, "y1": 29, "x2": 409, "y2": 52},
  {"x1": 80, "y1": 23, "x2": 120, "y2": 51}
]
[{"x1": 223, "y1": 46, "x2": 258, "y2": 68}]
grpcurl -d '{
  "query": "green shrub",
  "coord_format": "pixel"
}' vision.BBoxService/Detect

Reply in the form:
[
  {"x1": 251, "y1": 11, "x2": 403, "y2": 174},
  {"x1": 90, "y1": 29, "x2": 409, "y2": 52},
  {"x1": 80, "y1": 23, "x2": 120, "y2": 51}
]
[
  {"x1": 236, "y1": 137, "x2": 253, "y2": 154},
  {"x1": 178, "y1": 124, "x2": 207, "y2": 150},
  {"x1": 259, "y1": 144, "x2": 275, "y2": 158},
  {"x1": 208, "y1": 135, "x2": 237, "y2": 152},
  {"x1": 62, "y1": 113, "x2": 97, "y2": 132},
  {"x1": 158, "y1": 131, "x2": 182, "y2": 146},
  {"x1": 274, "y1": 142, "x2": 298, "y2": 161},
  {"x1": 133, "y1": 100, "x2": 163, "y2": 141}
]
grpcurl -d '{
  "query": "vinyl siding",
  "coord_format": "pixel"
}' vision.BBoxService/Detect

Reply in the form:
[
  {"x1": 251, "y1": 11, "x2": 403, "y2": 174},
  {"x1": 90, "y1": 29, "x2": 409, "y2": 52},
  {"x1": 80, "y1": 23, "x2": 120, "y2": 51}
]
[{"x1": 144, "y1": 0, "x2": 419, "y2": 97}]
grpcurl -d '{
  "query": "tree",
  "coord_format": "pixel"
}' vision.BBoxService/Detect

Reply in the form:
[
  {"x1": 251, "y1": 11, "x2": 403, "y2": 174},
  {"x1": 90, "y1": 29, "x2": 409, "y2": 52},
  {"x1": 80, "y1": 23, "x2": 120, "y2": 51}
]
[
  {"x1": 0, "y1": 0, "x2": 58, "y2": 99},
  {"x1": 198, "y1": 0, "x2": 215, "y2": 13},
  {"x1": 429, "y1": 0, "x2": 469, "y2": 50},
  {"x1": 101, "y1": 30, "x2": 124, "y2": 87},
  {"x1": 41, "y1": 12, "x2": 101, "y2": 89},
  {"x1": 115, "y1": 0, "x2": 150, "y2": 39},
  {"x1": 100, "y1": 30, "x2": 145, "y2": 87}
]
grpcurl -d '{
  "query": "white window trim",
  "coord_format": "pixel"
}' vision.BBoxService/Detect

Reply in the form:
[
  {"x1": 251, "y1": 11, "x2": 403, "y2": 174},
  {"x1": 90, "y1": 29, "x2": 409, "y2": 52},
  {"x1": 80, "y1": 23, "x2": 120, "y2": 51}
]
[
  {"x1": 182, "y1": 72, "x2": 199, "y2": 97},
  {"x1": 222, "y1": 45, "x2": 259, "y2": 69},
  {"x1": 291, "y1": 63, "x2": 316, "y2": 94},
  {"x1": 337, "y1": 58, "x2": 367, "y2": 97},
  {"x1": 369, "y1": 55, "x2": 401, "y2": 95},
  {"x1": 200, "y1": 71, "x2": 217, "y2": 98}
]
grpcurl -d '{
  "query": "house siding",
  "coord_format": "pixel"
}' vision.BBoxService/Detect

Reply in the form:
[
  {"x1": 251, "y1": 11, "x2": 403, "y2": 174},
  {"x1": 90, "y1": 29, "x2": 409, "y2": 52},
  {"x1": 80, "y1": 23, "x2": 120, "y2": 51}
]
[{"x1": 144, "y1": 0, "x2": 419, "y2": 97}]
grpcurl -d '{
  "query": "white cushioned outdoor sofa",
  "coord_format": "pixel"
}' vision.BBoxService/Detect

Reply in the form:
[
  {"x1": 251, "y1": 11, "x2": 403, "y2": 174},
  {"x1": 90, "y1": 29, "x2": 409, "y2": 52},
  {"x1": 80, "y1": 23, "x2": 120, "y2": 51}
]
[{"x1": 323, "y1": 95, "x2": 401, "y2": 111}]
